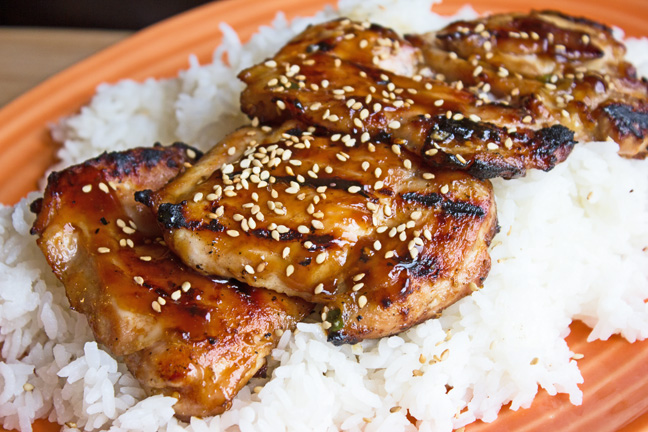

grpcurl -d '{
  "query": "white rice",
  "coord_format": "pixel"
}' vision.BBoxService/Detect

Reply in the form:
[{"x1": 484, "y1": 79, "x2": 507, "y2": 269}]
[{"x1": 2, "y1": 1, "x2": 648, "y2": 431}]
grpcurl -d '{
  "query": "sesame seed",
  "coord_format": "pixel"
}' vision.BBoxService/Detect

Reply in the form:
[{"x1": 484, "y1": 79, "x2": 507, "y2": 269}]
[
  {"x1": 23, "y1": 383, "x2": 34, "y2": 392},
  {"x1": 133, "y1": 276, "x2": 144, "y2": 285},
  {"x1": 286, "y1": 265, "x2": 295, "y2": 276},
  {"x1": 374, "y1": 180, "x2": 384, "y2": 189},
  {"x1": 182, "y1": 281, "x2": 191, "y2": 292},
  {"x1": 276, "y1": 100, "x2": 286, "y2": 110},
  {"x1": 411, "y1": 211, "x2": 422, "y2": 221},
  {"x1": 97, "y1": 247, "x2": 110, "y2": 254},
  {"x1": 434, "y1": 99, "x2": 444, "y2": 107},
  {"x1": 440, "y1": 349, "x2": 450, "y2": 361},
  {"x1": 455, "y1": 154, "x2": 467, "y2": 164},
  {"x1": 298, "y1": 225, "x2": 310, "y2": 234},
  {"x1": 151, "y1": 301, "x2": 162, "y2": 313},
  {"x1": 487, "y1": 143, "x2": 499, "y2": 150},
  {"x1": 422, "y1": 173, "x2": 435, "y2": 180},
  {"x1": 98, "y1": 183, "x2": 110, "y2": 194},
  {"x1": 353, "y1": 273, "x2": 365, "y2": 282},
  {"x1": 139, "y1": 256, "x2": 152, "y2": 262},
  {"x1": 82, "y1": 184, "x2": 92, "y2": 193},
  {"x1": 385, "y1": 250, "x2": 395, "y2": 259},
  {"x1": 440, "y1": 185, "x2": 450, "y2": 194},
  {"x1": 373, "y1": 240, "x2": 382, "y2": 251},
  {"x1": 245, "y1": 265, "x2": 255, "y2": 274},
  {"x1": 572, "y1": 353, "x2": 584, "y2": 360},
  {"x1": 264, "y1": 60, "x2": 277, "y2": 68},
  {"x1": 522, "y1": 115, "x2": 532, "y2": 123},
  {"x1": 314, "y1": 283, "x2": 324, "y2": 294},
  {"x1": 348, "y1": 186, "x2": 362, "y2": 194},
  {"x1": 226, "y1": 229, "x2": 240, "y2": 237},
  {"x1": 391, "y1": 144, "x2": 401, "y2": 155},
  {"x1": 388, "y1": 120, "x2": 401, "y2": 129},
  {"x1": 193, "y1": 192, "x2": 204, "y2": 202},
  {"x1": 171, "y1": 290, "x2": 182, "y2": 301},
  {"x1": 312, "y1": 220, "x2": 324, "y2": 229},
  {"x1": 505, "y1": 138, "x2": 513, "y2": 149},
  {"x1": 358, "y1": 295, "x2": 368, "y2": 308}
]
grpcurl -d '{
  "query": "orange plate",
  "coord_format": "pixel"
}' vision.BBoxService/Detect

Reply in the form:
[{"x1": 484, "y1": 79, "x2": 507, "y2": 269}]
[{"x1": 0, "y1": 0, "x2": 646, "y2": 431}]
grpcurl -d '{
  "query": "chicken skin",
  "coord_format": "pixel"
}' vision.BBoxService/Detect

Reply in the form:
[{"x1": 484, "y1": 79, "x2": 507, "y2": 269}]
[
  {"x1": 30, "y1": 144, "x2": 312, "y2": 419},
  {"x1": 145, "y1": 123, "x2": 497, "y2": 343}
]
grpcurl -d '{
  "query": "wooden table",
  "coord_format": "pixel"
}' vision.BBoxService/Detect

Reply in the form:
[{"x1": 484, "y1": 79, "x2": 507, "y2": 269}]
[{"x1": 0, "y1": 27, "x2": 133, "y2": 109}]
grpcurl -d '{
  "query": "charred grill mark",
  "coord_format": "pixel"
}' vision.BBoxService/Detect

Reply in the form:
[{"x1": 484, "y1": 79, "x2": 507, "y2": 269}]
[
  {"x1": 29, "y1": 197, "x2": 43, "y2": 216},
  {"x1": 206, "y1": 220, "x2": 226, "y2": 232},
  {"x1": 249, "y1": 228, "x2": 303, "y2": 241},
  {"x1": 306, "y1": 40, "x2": 335, "y2": 53},
  {"x1": 401, "y1": 192, "x2": 486, "y2": 218},
  {"x1": 602, "y1": 103, "x2": 648, "y2": 139},
  {"x1": 134, "y1": 189, "x2": 153, "y2": 207},
  {"x1": 158, "y1": 202, "x2": 188, "y2": 229},
  {"x1": 465, "y1": 159, "x2": 520, "y2": 179},
  {"x1": 431, "y1": 116, "x2": 502, "y2": 143},
  {"x1": 395, "y1": 255, "x2": 440, "y2": 278},
  {"x1": 533, "y1": 124, "x2": 576, "y2": 156}
]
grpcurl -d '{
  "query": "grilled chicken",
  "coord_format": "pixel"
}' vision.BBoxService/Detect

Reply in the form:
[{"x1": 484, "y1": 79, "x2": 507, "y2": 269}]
[
  {"x1": 145, "y1": 122, "x2": 497, "y2": 343},
  {"x1": 409, "y1": 10, "x2": 648, "y2": 159},
  {"x1": 239, "y1": 14, "x2": 648, "y2": 176},
  {"x1": 30, "y1": 144, "x2": 312, "y2": 419},
  {"x1": 239, "y1": 18, "x2": 577, "y2": 179}
]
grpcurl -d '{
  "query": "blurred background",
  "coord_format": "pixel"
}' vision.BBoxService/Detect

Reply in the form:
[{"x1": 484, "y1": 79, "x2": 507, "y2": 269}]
[
  {"x1": 0, "y1": 0, "x2": 220, "y2": 107},
  {"x1": 0, "y1": 0, "x2": 214, "y2": 29}
]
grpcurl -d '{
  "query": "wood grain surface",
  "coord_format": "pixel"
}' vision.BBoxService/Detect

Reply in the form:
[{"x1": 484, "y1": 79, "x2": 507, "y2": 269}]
[{"x1": 0, "y1": 27, "x2": 131, "y2": 108}]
